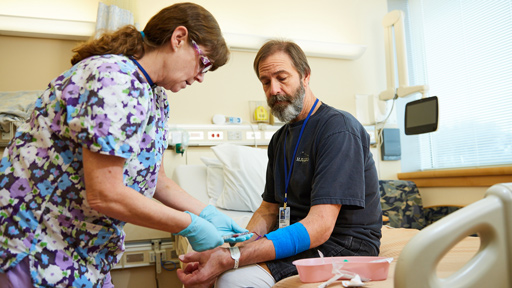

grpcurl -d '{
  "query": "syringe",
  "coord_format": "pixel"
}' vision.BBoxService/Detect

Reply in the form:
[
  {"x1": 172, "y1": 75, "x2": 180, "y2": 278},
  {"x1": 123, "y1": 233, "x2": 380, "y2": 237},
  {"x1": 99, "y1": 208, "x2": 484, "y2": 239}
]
[{"x1": 222, "y1": 231, "x2": 252, "y2": 240}]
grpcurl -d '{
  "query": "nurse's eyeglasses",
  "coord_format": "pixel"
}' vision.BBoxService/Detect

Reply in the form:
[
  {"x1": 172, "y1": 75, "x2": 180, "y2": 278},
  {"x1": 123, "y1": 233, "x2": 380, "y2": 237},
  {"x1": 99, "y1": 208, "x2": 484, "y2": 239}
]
[{"x1": 190, "y1": 39, "x2": 213, "y2": 74}]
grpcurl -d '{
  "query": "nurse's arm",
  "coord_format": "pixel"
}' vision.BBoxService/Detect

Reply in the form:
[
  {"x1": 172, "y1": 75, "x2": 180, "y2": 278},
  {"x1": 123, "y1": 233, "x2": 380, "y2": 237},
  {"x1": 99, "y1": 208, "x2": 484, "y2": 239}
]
[
  {"x1": 152, "y1": 156, "x2": 207, "y2": 215},
  {"x1": 82, "y1": 147, "x2": 191, "y2": 233}
]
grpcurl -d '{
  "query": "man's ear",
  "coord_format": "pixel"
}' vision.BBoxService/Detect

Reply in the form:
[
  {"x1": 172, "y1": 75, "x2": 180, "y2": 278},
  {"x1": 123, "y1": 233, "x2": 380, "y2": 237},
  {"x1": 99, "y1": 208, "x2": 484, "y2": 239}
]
[
  {"x1": 303, "y1": 72, "x2": 311, "y2": 88},
  {"x1": 170, "y1": 26, "x2": 189, "y2": 51}
]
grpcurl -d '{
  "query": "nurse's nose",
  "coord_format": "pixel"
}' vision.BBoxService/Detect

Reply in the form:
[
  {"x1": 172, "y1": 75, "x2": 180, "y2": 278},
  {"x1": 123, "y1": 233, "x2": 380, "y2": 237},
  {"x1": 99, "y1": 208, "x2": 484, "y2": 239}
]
[{"x1": 195, "y1": 72, "x2": 205, "y2": 83}]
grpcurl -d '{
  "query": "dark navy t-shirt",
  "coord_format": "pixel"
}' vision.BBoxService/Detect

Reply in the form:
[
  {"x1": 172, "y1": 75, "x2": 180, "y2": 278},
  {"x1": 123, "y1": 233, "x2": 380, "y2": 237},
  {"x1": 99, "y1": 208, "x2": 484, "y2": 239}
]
[{"x1": 262, "y1": 103, "x2": 382, "y2": 251}]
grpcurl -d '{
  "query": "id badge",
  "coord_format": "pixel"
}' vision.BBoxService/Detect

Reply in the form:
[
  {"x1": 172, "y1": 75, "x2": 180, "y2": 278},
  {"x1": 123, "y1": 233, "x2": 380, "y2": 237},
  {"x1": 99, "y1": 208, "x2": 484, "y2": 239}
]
[{"x1": 279, "y1": 207, "x2": 290, "y2": 228}]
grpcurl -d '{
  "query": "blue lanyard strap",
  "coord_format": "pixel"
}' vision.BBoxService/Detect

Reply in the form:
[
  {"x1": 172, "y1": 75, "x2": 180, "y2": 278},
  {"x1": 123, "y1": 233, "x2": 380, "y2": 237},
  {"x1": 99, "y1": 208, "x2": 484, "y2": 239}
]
[
  {"x1": 283, "y1": 98, "x2": 319, "y2": 208},
  {"x1": 129, "y1": 56, "x2": 156, "y2": 89}
]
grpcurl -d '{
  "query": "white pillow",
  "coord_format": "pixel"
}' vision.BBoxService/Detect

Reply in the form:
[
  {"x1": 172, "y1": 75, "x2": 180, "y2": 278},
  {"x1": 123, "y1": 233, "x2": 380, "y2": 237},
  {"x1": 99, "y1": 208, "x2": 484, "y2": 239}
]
[
  {"x1": 212, "y1": 143, "x2": 267, "y2": 212},
  {"x1": 200, "y1": 157, "x2": 224, "y2": 203}
]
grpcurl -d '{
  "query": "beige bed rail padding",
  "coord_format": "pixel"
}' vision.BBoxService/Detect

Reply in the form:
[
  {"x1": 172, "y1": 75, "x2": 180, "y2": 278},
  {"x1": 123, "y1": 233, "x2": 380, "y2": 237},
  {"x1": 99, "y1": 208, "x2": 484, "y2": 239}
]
[{"x1": 394, "y1": 183, "x2": 512, "y2": 288}]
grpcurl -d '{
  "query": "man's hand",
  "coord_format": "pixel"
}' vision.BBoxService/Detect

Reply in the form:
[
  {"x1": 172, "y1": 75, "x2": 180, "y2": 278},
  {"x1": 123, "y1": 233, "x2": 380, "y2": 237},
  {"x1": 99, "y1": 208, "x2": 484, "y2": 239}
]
[{"x1": 177, "y1": 247, "x2": 231, "y2": 287}]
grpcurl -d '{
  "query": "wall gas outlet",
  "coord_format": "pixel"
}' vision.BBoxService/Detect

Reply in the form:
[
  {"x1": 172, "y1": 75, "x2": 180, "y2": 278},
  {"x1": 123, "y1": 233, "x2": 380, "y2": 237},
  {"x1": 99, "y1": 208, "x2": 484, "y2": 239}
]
[
  {"x1": 168, "y1": 131, "x2": 183, "y2": 146},
  {"x1": 188, "y1": 131, "x2": 204, "y2": 140},
  {"x1": 1, "y1": 132, "x2": 11, "y2": 140},
  {"x1": 246, "y1": 131, "x2": 261, "y2": 140},
  {"x1": 125, "y1": 251, "x2": 148, "y2": 266},
  {"x1": 264, "y1": 131, "x2": 275, "y2": 140}
]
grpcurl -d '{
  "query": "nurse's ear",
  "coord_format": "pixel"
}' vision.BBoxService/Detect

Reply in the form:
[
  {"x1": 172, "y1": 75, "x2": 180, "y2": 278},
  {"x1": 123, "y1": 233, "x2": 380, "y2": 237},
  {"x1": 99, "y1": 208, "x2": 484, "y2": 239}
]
[{"x1": 170, "y1": 26, "x2": 189, "y2": 51}]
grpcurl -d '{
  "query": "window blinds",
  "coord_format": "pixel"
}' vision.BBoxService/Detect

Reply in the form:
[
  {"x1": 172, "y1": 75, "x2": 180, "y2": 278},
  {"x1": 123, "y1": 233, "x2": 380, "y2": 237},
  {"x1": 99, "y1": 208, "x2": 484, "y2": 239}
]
[{"x1": 400, "y1": 0, "x2": 512, "y2": 171}]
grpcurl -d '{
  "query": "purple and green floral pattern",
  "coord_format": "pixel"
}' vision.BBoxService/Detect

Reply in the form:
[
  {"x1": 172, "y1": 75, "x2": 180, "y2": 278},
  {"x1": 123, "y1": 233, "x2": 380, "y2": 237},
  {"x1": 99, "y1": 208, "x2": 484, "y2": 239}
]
[{"x1": 0, "y1": 54, "x2": 169, "y2": 287}]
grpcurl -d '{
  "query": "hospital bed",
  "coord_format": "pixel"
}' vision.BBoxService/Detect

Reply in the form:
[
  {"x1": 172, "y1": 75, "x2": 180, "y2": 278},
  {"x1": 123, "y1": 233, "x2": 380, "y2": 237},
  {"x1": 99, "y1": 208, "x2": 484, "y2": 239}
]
[
  {"x1": 173, "y1": 158, "x2": 512, "y2": 288},
  {"x1": 0, "y1": 90, "x2": 40, "y2": 147}
]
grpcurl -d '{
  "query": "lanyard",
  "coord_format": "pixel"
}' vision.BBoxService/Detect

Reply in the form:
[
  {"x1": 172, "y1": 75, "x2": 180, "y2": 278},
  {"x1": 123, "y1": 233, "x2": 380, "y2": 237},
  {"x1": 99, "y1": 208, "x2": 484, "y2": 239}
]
[
  {"x1": 283, "y1": 98, "x2": 319, "y2": 208},
  {"x1": 130, "y1": 56, "x2": 157, "y2": 89}
]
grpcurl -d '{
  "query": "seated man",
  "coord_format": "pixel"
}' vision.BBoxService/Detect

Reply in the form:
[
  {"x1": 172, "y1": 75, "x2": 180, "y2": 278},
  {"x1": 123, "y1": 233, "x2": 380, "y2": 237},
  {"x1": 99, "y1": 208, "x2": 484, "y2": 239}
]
[{"x1": 177, "y1": 39, "x2": 382, "y2": 288}]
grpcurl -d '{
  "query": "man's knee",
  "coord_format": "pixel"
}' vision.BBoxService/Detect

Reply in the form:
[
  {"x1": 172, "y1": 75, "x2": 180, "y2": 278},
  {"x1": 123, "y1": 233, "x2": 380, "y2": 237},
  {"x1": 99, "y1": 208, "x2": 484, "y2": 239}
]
[{"x1": 215, "y1": 264, "x2": 275, "y2": 288}]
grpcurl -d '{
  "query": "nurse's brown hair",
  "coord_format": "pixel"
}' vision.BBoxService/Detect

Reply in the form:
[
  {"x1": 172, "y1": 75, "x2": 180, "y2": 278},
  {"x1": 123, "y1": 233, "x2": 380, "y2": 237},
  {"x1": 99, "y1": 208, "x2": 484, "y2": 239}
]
[{"x1": 71, "y1": 2, "x2": 229, "y2": 71}]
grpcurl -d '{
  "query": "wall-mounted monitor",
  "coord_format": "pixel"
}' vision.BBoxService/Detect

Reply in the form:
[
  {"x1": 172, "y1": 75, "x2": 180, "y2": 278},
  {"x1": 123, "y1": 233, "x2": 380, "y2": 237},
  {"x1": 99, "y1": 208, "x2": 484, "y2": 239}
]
[{"x1": 404, "y1": 96, "x2": 438, "y2": 135}]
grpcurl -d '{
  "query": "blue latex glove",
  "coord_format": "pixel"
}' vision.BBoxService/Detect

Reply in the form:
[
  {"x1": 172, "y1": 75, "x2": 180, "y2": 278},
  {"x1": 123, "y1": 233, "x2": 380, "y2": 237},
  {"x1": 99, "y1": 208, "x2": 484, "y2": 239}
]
[
  {"x1": 199, "y1": 205, "x2": 253, "y2": 243},
  {"x1": 173, "y1": 211, "x2": 224, "y2": 252}
]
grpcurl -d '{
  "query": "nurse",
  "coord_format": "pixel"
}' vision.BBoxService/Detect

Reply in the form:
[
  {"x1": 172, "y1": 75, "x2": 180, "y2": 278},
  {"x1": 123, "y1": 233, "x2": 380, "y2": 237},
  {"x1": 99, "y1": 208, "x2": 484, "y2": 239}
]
[{"x1": 0, "y1": 2, "x2": 249, "y2": 287}]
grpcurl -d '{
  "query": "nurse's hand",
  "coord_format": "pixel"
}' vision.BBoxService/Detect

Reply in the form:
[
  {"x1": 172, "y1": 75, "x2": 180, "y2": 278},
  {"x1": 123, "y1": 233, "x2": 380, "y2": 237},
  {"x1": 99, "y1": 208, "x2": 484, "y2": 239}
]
[
  {"x1": 199, "y1": 205, "x2": 252, "y2": 243},
  {"x1": 174, "y1": 211, "x2": 224, "y2": 252}
]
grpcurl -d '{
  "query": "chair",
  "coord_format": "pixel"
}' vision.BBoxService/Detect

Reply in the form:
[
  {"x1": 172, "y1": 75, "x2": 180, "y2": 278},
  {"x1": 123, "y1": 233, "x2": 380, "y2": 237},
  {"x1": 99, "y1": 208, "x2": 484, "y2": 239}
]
[
  {"x1": 379, "y1": 180, "x2": 427, "y2": 229},
  {"x1": 423, "y1": 205, "x2": 462, "y2": 226}
]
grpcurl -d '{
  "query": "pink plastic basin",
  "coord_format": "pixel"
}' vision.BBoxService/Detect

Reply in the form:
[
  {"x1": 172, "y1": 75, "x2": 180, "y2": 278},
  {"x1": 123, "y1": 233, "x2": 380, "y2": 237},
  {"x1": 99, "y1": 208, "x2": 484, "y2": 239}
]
[{"x1": 292, "y1": 256, "x2": 390, "y2": 283}]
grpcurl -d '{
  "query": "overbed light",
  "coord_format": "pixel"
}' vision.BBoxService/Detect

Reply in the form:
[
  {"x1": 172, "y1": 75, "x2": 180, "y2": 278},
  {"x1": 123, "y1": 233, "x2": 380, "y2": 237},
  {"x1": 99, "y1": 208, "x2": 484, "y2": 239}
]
[{"x1": 223, "y1": 32, "x2": 367, "y2": 60}]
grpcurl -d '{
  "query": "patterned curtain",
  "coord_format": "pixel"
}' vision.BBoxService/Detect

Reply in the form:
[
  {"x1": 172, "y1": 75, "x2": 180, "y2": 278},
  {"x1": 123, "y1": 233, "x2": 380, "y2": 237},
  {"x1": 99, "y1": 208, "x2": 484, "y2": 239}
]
[{"x1": 95, "y1": 2, "x2": 134, "y2": 37}]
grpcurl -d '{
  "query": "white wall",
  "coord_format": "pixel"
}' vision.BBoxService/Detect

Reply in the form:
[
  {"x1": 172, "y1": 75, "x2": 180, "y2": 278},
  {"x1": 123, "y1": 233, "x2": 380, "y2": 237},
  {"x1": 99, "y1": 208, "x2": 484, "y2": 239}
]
[
  {"x1": 0, "y1": 0, "x2": 99, "y2": 21},
  {"x1": 135, "y1": 0, "x2": 367, "y2": 45},
  {"x1": 1, "y1": 0, "x2": 399, "y2": 179},
  {"x1": 0, "y1": 0, "x2": 389, "y2": 124},
  {"x1": 130, "y1": 0, "x2": 388, "y2": 123}
]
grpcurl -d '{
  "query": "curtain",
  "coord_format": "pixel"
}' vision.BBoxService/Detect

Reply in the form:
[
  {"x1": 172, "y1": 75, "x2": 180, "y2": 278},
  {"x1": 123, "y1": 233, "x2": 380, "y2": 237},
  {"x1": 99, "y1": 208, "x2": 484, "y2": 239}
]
[{"x1": 95, "y1": 2, "x2": 134, "y2": 37}]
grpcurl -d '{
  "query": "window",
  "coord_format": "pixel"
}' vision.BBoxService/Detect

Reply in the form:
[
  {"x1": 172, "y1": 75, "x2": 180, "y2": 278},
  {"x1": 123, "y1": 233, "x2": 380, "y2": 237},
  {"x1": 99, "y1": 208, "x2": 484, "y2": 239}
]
[{"x1": 395, "y1": 0, "x2": 512, "y2": 172}]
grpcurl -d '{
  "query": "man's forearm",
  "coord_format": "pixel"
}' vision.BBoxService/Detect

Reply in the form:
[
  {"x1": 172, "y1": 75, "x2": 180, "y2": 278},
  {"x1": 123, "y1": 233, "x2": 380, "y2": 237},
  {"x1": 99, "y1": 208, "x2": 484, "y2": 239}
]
[
  {"x1": 245, "y1": 201, "x2": 279, "y2": 239},
  {"x1": 238, "y1": 237, "x2": 276, "y2": 266}
]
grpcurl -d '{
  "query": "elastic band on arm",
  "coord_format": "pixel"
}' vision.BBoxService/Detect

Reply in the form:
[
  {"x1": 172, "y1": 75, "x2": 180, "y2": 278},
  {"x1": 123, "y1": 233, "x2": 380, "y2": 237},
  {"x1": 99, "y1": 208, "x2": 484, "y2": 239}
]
[{"x1": 265, "y1": 222, "x2": 311, "y2": 259}]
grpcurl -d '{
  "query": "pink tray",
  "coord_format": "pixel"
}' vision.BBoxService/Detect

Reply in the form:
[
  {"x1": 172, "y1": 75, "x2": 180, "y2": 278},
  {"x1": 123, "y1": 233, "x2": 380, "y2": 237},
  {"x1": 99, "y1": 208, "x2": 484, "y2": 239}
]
[{"x1": 292, "y1": 256, "x2": 390, "y2": 283}]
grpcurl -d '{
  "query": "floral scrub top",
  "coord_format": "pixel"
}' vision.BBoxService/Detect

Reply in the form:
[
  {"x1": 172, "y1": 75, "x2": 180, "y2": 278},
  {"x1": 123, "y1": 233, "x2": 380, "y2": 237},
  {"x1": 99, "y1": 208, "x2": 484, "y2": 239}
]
[{"x1": 0, "y1": 54, "x2": 169, "y2": 287}]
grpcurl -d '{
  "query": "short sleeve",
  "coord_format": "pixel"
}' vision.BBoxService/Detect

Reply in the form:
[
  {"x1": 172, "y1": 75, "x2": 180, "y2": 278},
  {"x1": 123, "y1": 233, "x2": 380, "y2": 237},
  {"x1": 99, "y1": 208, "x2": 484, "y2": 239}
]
[
  {"x1": 311, "y1": 120, "x2": 366, "y2": 208},
  {"x1": 262, "y1": 128, "x2": 281, "y2": 204},
  {"x1": 61, "y1": 56, "x2": 150, "y2": 158}
]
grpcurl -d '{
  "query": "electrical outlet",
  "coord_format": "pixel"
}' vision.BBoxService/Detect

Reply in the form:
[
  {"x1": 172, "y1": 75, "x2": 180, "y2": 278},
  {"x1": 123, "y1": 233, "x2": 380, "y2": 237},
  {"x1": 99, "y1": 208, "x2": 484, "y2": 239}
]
[
  {"x1": 207, "y1": 131, "x2": 224, "y2": 140},
  {"x1": 228, "y1": 131, "x2": 242, "y2": 140}
]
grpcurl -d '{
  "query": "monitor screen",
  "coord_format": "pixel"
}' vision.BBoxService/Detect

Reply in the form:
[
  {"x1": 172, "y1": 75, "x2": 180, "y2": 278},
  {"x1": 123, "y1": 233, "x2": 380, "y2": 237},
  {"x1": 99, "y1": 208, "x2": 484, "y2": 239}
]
[{"x1": 404, "y1": 96, "x2": 438, "y2": 135}]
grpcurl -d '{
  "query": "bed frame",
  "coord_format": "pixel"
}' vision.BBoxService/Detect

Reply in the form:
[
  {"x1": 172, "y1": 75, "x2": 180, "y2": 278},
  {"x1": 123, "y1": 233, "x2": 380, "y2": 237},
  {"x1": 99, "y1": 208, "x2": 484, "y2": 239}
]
[{"x1": 395, "y1": 182, "x2": 512, "y2": 288}]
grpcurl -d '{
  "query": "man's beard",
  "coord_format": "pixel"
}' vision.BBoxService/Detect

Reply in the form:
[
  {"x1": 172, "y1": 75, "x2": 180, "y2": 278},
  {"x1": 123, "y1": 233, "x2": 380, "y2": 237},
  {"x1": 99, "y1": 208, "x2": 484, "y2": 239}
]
[{"x1": 267, "y1": 83, "x2": 305, "y2": 123}]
